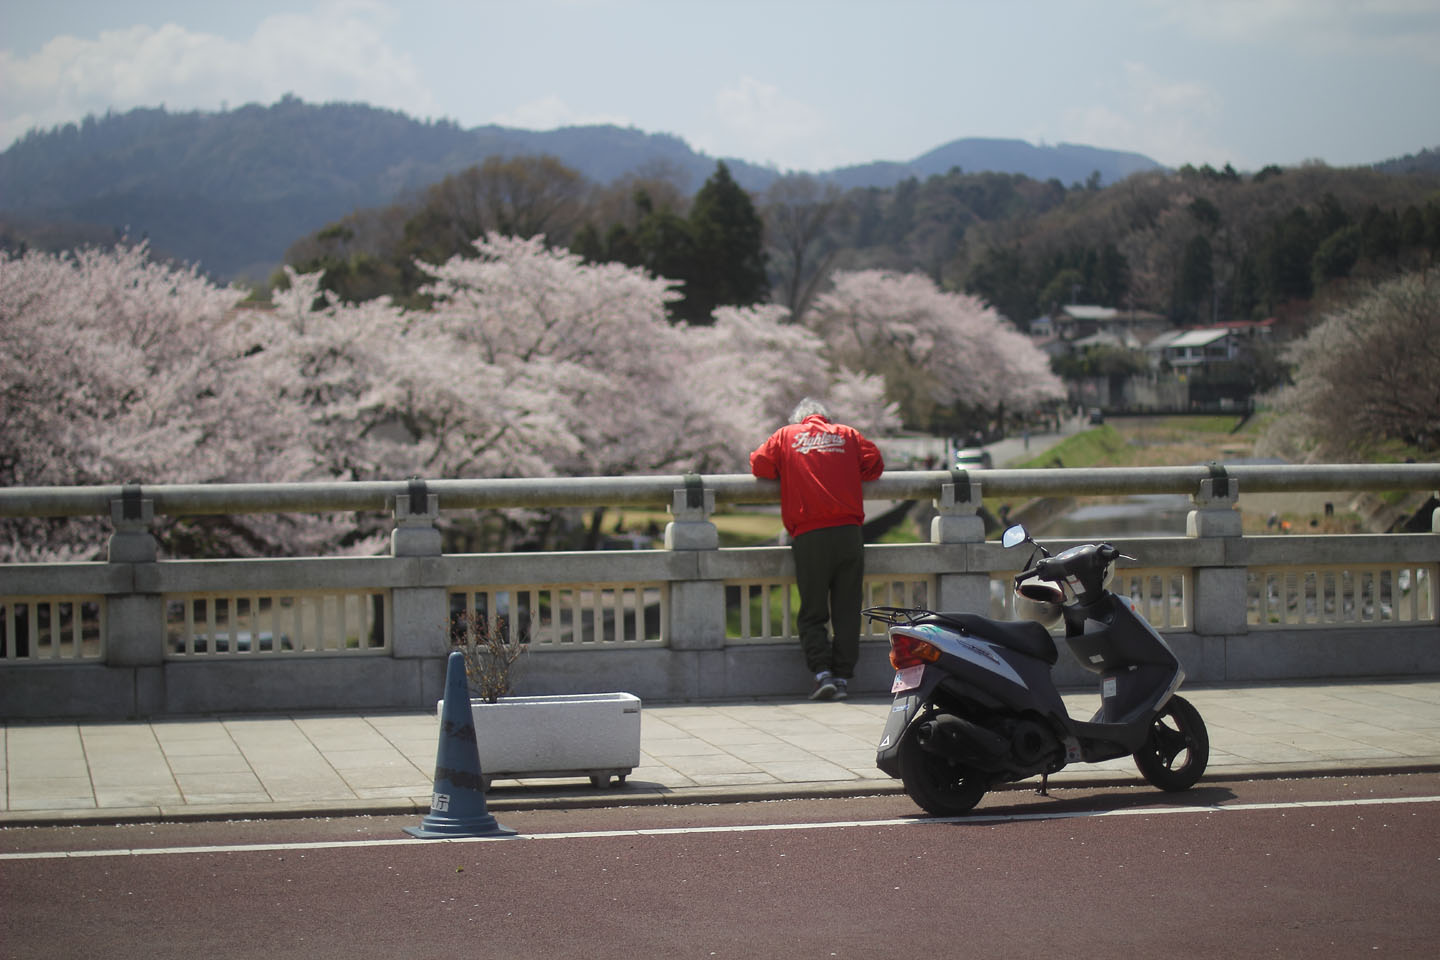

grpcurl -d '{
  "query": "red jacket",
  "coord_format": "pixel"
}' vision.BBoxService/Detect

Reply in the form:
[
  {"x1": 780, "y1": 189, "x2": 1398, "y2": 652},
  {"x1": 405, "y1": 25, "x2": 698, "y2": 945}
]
[{"x1": 750, "y1": 415, "x2": 885, "y2": 537}]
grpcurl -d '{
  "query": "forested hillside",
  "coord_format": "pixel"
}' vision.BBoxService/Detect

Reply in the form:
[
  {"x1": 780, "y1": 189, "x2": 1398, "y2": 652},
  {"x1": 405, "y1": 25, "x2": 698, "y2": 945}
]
[
  {"x1": 821, "y1": 137, "x2": 1160, "y2": 190},
  {"x1": 282, "y1": 149, "x2": 1440, "y2": 336},
  {"x1": 2, "y1": 95, "x2": 1436, "y2": 335},
  {"x1": 0, "y1": 97, "x2": 1161, "y2": 281},
  {"x1": 947, "y1": 162, "x2": 1440, "y2": 327},
  {"x1": 0, "y1": 97, "x2": 769, "y2": 281},
  {"x1": 1375, "y1": 146, "x2": 1440, "y2": 175}
]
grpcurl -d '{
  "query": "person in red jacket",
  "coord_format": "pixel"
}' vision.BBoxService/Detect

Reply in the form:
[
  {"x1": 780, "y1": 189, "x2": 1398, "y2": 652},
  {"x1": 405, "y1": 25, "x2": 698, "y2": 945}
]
[{"x1": 750, "y1": 398, "x2": 885, "y2": 700}]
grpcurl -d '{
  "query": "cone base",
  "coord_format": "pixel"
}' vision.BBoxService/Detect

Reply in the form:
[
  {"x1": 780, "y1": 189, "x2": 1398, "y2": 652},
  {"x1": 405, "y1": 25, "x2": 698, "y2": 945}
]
[{"x1": 404, "y1": 814, "x2": 517, "y2": 839}]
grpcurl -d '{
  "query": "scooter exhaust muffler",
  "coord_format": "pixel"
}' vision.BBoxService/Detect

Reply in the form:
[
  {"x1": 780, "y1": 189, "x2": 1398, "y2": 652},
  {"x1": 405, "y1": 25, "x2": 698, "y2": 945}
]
[{"x1": 916, "y1": 714, "x2": 1010, "y2": 766}]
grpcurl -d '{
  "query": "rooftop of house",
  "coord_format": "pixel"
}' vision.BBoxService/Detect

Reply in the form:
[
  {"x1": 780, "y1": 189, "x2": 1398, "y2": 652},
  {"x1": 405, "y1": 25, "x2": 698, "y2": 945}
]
[
  {"x1": 1148, "y1": 327, "x2": 1235, "y2": 349},
  {"x1": 1056, "y1": 304, "x2": 1169, "y2": 323}
]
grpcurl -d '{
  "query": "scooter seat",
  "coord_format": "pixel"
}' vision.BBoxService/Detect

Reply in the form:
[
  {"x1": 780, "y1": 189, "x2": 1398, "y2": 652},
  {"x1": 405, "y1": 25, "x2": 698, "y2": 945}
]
[{"x1": 929, "y1": 612, "x2": 1059, "y2": 666}]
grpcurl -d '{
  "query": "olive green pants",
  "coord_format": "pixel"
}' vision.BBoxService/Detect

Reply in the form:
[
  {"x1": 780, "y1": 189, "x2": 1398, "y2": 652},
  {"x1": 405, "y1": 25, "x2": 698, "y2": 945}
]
[{"x1": 791, "y1": 524, "x2": 865, "y2": 679}]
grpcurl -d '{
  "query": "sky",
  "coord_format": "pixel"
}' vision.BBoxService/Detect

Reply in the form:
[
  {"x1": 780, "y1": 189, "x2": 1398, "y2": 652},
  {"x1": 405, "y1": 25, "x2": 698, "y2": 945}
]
[{"x1": 2, "y1": 0, "x2": 1438, "y2": 173}]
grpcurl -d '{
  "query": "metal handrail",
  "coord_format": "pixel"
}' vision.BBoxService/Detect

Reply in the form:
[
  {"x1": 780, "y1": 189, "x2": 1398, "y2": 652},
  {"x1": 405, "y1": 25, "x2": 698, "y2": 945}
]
[{"x1": 3, "y1": 464, "x2": 1437, "y2": 518}]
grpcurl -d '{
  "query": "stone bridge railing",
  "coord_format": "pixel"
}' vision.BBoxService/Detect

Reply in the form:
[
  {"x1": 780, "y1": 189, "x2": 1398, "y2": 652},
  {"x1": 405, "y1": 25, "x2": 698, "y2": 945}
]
[{"x1": 1, "y1": 464, "x2": 1437, "y2": 719}]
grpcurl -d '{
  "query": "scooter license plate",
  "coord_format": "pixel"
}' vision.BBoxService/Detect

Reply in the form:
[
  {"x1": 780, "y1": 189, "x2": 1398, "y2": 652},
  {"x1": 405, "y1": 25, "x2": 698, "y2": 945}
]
[{"x1": 891, "y1": 664, "x2": 925, "y2": 693}]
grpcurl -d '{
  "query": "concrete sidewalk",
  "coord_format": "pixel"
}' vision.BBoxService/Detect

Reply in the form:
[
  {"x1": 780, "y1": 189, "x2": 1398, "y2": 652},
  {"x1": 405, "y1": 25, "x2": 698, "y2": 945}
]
[{"x1": 4, "y1": 677, "x2": 1440, "y2": 827}]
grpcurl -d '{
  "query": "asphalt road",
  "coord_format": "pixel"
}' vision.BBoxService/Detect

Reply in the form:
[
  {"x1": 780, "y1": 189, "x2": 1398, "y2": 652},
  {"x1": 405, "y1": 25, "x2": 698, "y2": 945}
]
[{"x1": 5, "y1": 773, "x2": 1440, "y2": 959}]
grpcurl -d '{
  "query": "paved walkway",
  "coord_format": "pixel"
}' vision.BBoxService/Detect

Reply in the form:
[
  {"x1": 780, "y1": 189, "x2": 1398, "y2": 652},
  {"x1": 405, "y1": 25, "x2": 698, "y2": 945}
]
[{"x1": 4, "y1": 678, "x2": 1440, "y2": 826}]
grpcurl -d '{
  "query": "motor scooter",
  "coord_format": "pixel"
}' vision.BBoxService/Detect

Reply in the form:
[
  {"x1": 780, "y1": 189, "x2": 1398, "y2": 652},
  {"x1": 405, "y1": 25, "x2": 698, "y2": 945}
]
[{"x1": 869, "y1": 523, "x2": 1209, "y2": 816}]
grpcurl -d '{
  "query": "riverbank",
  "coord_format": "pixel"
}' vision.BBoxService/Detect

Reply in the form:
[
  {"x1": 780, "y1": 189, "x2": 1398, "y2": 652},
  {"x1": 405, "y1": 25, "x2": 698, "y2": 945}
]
[
  {"x1": 1004, "y1": 415, "x2": 1425, "y2": 536},
  {"x1": 613, "y1": 416, "x2": 1422, "y2": 545}
]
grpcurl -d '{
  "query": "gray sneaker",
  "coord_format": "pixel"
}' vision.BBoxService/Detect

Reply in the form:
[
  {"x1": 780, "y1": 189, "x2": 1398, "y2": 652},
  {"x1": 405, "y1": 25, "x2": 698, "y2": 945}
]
[
  {"x1": 833, "y1": 678, "x2": 849, "y2": 701},
  {"x1": 810, "y1": 672, "x2": 838, "y2": 701}
]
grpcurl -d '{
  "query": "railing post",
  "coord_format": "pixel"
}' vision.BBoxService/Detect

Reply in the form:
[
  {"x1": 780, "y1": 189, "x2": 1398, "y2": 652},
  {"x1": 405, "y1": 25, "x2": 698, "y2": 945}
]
[
  {"x1": 105, "y1": 486, "x2": 165, "y2": 683},
  {"x1": 664, "y1": 476, "x2": 725, "y2": 669},
  {"x1": 391, "y1": 479, "x2": 442, "y2": 557},
  {"x1": 664, "y1": 474, "x2": 718, "y2": 551},
  {"x1": 390, "y1": 481, "x2": 446, "y2": 661},
  {"x1": 1187, "y1": 468, "x2": 1243, "y2": 538},
  {"x1": 933, "y1": 471, "x2": 989, "y2": 611},
  {"x1": 1187, "y1": 470, "x2": 1247, "y2": 636},
  {"x1": 931, "y1": 471, "x2": 985, "y2": 544}
]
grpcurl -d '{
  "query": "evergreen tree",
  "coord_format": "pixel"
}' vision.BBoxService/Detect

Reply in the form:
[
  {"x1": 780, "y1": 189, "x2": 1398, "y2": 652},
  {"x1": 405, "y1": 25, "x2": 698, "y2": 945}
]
[
  {"x1": 570, "y1": 222, "x2": 605, "y2": 263},
  {"x1": 1259, "y1": 207, "x2": 1318, "y2": 308},
  {"x1": 604, "y1": 222, "x2": 643, "y2": 268},
  {"x1": 1424, "y1": 201, "x2": 1440, "y2": 253},
  {"x1": 1039, "y1": 267, "x2": 1086, "y2": 313},
  {"x1": 1315, "y1": 193, "x2": 1350, "y2": 237},
  {"x1": 1173, "y1": 234, "x2": 1214, "y2": 324},
  {"x1": 964, "y1": 245, "x2": 1035, "y2": 325},
  {"x1": 682, "y1": 162, "x2": 769, "y2": 324},
  {"x1": 1400, "y1": 205, "x2": 1427, "y2": 249},
  {"x1": 1312, "y1": 225, "x2": 1361, "y2": 286},
  {"x1": 1360, "y1": 205, "x2": 1401, "y2": 262},
  {"x1": 1095, "y1": 243, "x2": 1131, "y2": 307},
  {"x1": 1227, "y1": 255, "x2": 1261, "y2": 322},
  {"x1": 635, "y1": 207, "x2": 698, "y2": 301}
]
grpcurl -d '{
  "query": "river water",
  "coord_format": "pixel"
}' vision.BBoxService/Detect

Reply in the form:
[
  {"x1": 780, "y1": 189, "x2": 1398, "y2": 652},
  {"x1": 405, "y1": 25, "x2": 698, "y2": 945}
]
[{"x1": 1037, "y1": 493, "x2": 1193, "y2": 539}]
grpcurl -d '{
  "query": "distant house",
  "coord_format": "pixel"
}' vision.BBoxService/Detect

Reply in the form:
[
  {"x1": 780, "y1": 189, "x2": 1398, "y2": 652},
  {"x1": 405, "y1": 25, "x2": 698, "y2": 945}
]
[
  {"x1": 1146, "y1": 328, "x2": 1239, "y2": 369},
  {"x1": 1145, "y1": 318, "x2": 1278, "y2": 371},
  {"x1": 1048, "y1": 304, "x2": 1171, "y2": 345},
  {"x1": 1212, "y1": 317, "x2": 1278, "y2": 342},
  {"x1": 1034, "y1": 305, "x2": 1286, "y2": 412},
  {"x1": 1071, "y1": 330, "x2": 1137, "y2": 351}
]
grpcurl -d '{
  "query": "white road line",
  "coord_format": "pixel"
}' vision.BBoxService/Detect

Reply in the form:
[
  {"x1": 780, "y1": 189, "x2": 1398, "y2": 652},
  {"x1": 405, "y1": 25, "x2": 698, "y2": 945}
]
[{"x1": 5, "y1": 795, "x2": 1439, "y2": 862}]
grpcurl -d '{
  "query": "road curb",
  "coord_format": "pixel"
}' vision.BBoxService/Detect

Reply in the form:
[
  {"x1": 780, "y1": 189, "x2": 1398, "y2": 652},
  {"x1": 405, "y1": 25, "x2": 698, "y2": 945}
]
[{"x1": 6, "y1": 759, "x2": 1439, "y2": 829}]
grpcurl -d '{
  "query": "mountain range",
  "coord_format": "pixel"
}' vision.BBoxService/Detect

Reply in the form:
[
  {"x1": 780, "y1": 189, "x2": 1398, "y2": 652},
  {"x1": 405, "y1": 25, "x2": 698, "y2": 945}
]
[{"x1": 0, "y1": 97, "x2": 1167, "y2": 281}]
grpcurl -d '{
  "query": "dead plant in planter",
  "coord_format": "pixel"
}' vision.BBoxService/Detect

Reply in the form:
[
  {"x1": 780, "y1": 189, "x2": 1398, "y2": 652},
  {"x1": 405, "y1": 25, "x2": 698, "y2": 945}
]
[{"x1": 449, "y1": 610, "x2": 527, "y2": 703}]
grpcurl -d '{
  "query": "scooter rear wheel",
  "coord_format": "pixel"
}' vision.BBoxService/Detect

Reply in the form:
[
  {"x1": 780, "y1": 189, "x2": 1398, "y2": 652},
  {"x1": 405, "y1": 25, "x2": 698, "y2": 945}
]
[
  {"x1": 897, "y1": 727, "x2": 988, "y2": 816},
  {"x1": 1133, "y1": 694, "x2": 1209, "y2": 791}
]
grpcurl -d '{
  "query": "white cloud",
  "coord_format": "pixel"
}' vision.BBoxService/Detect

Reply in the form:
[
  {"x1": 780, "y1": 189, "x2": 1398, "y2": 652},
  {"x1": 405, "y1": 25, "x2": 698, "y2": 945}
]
[
  {"x1": 489, "y1": 94, "x2": 631, "y2": 131},
  {"x1": 692, "y1": 75, "x2": 830, "y2": 171},
  {"x1": 0, "y1": 3, "x2": 439, "y2": 147},
  {"x1": 1149, "y1": 0, "x2": 1440, "y2": 63},
  {"x1": 1060, "y1": 62, "x2": 1232, "y2": 168}
]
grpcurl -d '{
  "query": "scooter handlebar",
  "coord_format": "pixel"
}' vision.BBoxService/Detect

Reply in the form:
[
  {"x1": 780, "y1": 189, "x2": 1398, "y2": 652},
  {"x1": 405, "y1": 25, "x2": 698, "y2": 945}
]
[{"x1": 1013, "y1": 542, "x2": 1123, "y2": 593}]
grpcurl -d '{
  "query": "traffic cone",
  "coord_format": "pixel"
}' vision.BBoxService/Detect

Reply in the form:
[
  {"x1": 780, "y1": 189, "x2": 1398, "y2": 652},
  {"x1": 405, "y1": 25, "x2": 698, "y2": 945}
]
[{"x1": 405, "y1": 650, "x2": 516, "y2": 839}]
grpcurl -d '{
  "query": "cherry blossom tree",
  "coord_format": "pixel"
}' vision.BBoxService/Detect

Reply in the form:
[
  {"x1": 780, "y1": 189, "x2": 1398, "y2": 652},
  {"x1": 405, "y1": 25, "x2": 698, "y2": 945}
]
[
  {"x1": 414, "y1": 233, "x2": 898, "y2": 477},
  {"x1": 2, "y1": 239, "x2": 909, "y2": 561},
  {"x1": 251, "y1": 267, "x2": 575, "y2": 483},
  {"x1": 418, "y1": 234, "x2": 698, "y2": 478},
  {"x1": 234, "y1": 266, "x2": 591, "y2": 553},
  {"x1": 806, "y1": 269, "x2": 1065, "y2": 431},
  {"x1": 685, "y1": 303, "x2": 900, "y2": 468},
  {"x1": 2, "y1": 245, "x2": 241, "y2": 487},
  {"x1": 0, "y1": 244, "x2": 313, "y2": 560},
  {"x1": 1260, "y1": 267, "x2": 1440, "y2": 460},
  {"x1": 413, "y1": 234, "x2": 891, "y2": 542}
]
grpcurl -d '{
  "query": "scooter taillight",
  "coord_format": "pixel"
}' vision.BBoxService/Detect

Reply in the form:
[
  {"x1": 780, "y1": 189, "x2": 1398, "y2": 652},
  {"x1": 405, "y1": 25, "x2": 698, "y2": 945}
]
[{"x1": 889, "y1": 632, "x2": 942, "y2": 669}]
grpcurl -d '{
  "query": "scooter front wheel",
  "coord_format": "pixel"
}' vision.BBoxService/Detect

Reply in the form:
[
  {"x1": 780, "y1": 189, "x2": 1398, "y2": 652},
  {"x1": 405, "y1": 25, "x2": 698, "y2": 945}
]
[
  {"x1": 897, "y1": 726, "x2": 988, "y2": 816},
  {"x1": 1133, "y1": 694, "x2": 1209, "y2": 791}
]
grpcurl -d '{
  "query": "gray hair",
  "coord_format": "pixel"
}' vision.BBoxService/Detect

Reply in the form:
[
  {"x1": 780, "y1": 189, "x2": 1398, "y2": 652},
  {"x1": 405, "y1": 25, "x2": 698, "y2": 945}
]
[{"x1": 789, "y1": 397, "x2": 831, "y2": 424}]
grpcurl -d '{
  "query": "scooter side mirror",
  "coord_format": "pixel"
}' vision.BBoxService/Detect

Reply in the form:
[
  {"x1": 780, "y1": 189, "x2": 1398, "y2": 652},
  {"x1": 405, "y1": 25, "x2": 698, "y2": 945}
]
[{"x1": 1001, "y1": 524, "x2": 1029, "y2": 549}]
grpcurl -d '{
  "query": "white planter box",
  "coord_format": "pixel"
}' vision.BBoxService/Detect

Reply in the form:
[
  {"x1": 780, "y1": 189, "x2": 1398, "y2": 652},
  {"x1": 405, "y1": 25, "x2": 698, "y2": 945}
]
[{"x1": 437, "y1": 692, "x2": 642, "y2": 789}]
